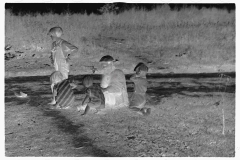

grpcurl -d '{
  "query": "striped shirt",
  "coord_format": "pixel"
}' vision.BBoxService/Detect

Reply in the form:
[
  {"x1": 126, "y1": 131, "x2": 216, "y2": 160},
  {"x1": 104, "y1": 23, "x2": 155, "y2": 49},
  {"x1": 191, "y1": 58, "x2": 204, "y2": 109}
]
[{"x1": 54, "y1": 79, "x2": 75, "y2": 108}]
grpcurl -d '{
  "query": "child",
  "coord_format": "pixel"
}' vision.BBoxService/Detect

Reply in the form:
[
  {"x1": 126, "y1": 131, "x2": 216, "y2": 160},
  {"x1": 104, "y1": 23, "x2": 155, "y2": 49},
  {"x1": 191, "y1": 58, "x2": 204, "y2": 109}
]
[
  {"x1": 77, "y1": 75, "x2": 105, "y2": 115},
  {"x1": 129, "y1": 62, "x2": 151, "y2": 115},
  {"x1": 49, "y1": 71, "x2": 75, "y2": 109},
  {"x1": 49, "y1": 71, "x2": 64, "y2": 105},
  {"x1": 48, "y1": 26, "x2": 78, "y2": 81},
  {"x1": 99, "y1": 55, "x2": 129, "y2": 109}
]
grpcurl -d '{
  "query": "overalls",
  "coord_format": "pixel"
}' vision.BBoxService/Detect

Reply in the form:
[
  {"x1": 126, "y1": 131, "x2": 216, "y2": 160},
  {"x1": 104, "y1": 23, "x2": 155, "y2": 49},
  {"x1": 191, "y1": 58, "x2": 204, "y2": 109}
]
[{"x1": 52, "y1": 39, "x2": 69, "y2": 80}]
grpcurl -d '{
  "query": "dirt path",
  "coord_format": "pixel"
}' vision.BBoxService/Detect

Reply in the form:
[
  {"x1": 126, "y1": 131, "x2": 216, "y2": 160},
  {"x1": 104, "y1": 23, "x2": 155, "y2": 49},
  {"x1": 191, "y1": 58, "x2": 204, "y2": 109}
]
[{"x1": 5, "y1": 73, "x2": 235, "y2": 157}]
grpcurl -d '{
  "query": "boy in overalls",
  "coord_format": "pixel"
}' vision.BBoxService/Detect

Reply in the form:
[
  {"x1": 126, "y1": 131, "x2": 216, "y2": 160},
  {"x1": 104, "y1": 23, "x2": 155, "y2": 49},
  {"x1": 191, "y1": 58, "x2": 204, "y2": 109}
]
[{"x1": 48, "y1": 27, "x2": 78, "y2": 81}]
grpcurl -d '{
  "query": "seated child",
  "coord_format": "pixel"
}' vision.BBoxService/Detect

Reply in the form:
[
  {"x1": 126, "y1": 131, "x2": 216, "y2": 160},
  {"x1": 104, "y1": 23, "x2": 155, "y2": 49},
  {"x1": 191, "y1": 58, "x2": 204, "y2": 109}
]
[
  {"x1": 129, "y1": 63, "x2": 151, "y2": 115},
  {"x1": 78, "y1": 75, "x2": 105, "y2": 115},
  {"x1": 49, "y1": 71, "x2": 75, "y2": 109},
  {"x1": 99, "y1": 55, "x2": 129, "y2": 109}
]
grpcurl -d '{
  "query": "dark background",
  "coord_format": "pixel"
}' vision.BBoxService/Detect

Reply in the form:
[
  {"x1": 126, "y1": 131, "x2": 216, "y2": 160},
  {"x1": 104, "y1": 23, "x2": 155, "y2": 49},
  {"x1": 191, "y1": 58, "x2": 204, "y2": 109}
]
[{"x1": 5, "y1": 3, "x2": 235, "y2": 15}]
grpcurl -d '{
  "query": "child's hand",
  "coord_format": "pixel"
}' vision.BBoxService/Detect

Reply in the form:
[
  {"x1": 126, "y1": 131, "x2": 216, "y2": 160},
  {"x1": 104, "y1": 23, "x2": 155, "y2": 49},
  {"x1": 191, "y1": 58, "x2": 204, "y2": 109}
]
[
  {"x1": 51, "y1": 47, "x2": 56, "y2": 52},
  {"x1": 130, "y1": 74, "x2": 139, "y2": 80},
  {"x1": 49, "y1": 55, "x2": 54, "y2": 65},
  {"x1": 66, "y1": 55, "x2": 70, "y2": 62}
]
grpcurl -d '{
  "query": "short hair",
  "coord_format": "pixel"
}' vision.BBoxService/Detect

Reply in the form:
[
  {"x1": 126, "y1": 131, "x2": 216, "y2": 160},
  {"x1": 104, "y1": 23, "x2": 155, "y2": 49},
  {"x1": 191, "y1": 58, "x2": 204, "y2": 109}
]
[
  {"x1": 48, "y1": 27, "x2": 63, "y2": 37},
  {"x1": 99, "y1": 55, "x2": 114, "y2": 62},
  {"x1": 82, "y1": 76, "x2": 93, "y2": 88},
  {"x1": 134, "y1": 62, "x2": 148, "y2": 72},
  {"x1": 50, "y1": 71, "x2": 64, "y2": 84}
]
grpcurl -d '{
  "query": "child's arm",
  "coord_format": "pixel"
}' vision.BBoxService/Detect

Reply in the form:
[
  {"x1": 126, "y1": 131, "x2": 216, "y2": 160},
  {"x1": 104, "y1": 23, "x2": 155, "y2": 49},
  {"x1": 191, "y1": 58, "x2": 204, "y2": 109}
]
[
  {"x1": 130, "y1": 74, "x2": 136, "y2": 80},
  {"x1": 82, "y1": 95, "x2": 90, "y2": 106},
  {"x1": 130, "y1": 74, "x2": 141, "y2": 81},
  {"x1": 82, "y1": 89, "x2": 91, "y2": 105},
  {"x1": 50, "y1": 42, "x2": 56, "y2": 65},
  {"x1": 62, "y1": 41, "x2": 78, "y2": 60},
  {"x1": 101, "y1": 70, "x2": 125, "y2": 94},
  {"x1": 102, "y1": 84, "x2": 121, "y2": 93},
  {"x1": 131, "y1": 74, "x2": 145, "y2": 83}
]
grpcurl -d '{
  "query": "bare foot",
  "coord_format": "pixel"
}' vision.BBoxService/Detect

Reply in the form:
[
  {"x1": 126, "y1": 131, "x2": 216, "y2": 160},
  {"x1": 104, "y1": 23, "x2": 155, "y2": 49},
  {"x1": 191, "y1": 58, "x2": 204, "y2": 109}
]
[
  {"x1": 77, "y1": 104, "x2": 87, "y2": 112},
  {"x1": 136, "y1": 110, "x2": 144, "y2": 115},
  {"x1": 142, "y1": 108, "x2": 151, "y2": 116},
  {"x1": 55, "y1": 104, "x2": 61, "y2": 109},
  {"x1": 49, "y1": 103, "x2": 60, "y2": 109},
  {"x1": 81, "y1": 105, "x2": 90, "y2": 116},
  {"x1": 48, "y1": 100, "x2": 56, "y2": 105}
]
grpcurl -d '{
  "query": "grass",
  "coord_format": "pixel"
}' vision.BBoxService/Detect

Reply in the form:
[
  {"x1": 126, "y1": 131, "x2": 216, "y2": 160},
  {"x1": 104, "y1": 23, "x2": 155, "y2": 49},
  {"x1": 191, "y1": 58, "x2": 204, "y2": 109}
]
[{"x1": 5, "y1": 5, "x2": 235, "y2": 73}]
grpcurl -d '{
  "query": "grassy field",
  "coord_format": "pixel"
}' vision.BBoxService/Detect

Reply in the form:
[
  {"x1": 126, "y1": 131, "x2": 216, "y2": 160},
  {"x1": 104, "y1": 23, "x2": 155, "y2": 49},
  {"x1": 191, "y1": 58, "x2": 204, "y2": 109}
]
[{"x1": 5, "y1": 5, "x2": 235, "y2": 76}]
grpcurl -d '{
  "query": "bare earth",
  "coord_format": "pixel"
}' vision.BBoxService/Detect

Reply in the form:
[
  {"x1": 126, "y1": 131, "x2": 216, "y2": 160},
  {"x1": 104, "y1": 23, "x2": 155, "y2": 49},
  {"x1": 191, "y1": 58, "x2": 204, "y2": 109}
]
[{"x1": 5, "y1": 74, "x2": 235, "y2": 157}]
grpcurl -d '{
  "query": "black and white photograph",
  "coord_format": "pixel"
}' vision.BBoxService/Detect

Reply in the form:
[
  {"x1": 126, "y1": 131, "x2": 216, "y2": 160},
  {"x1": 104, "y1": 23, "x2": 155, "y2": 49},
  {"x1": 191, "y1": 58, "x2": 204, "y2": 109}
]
[{"x1": 3, "y1": 1, "x2": 236, "y2": 157}]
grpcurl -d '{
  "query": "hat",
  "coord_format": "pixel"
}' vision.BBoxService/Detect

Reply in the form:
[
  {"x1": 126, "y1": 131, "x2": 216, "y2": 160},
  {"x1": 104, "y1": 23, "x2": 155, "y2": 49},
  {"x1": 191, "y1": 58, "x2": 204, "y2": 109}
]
[
  {"x1": 99, "y1": 55, "x2": 114, "y2": 62},
  {"x1": 48, "y1": 27, "x2": 63, "y2": 38},
  {"x1": 134, "y1": 62, "x2": 148, "y2": 72}
]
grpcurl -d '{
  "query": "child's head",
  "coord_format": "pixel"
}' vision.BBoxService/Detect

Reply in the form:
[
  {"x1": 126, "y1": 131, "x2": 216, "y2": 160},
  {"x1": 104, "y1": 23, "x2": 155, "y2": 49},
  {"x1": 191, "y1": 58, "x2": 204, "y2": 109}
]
[
  {"x1": 50, "y1": 71, "x2": 64, "y2": 85},
  {"x1": 134, "y1": 63, "x2": 148, "y2": 76},
  {"x1": 82, "y1": 76, "x2": 93, "y2": 88},
  {"x1": 48, "y1": 27, "x2": 63, "y2": 40},
  {"x1": 99, "y1": 55, "x2": 116, "y2": 74}
]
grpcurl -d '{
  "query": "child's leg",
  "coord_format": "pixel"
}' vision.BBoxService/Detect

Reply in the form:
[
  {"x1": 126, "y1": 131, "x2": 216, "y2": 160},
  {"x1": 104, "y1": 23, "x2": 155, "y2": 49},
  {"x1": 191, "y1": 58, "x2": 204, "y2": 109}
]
[
  {"x1": 49, "y1": 88, "x2": 57, "y2": 105},
  {"x1": 51, "y1": 83, "x2": 54, "y2": 93},
  {"x1": 81, "y1": 104, "x2": 90, "y2": 115},
  {"x1": 76, "y1": 95, "x2": 90, "y2": 112},
  {"x1": 129, "y1": 105, "x2": 144, "y2": 115},
  {"x1": 129, "y1": 95, "x2": 150, "y2": 115},
  {"x1": 95, "y1": 91, "x2": 105, "y2": 111},
  {"x1": 82, "y1": 94, "x2": 91, "y2": 106},
  {"x1": 129, "y1": 106, "x2": 151, "y2": 116},
  {"x1": 129, "y1": 93, "x2": 145, "y2": 110}
]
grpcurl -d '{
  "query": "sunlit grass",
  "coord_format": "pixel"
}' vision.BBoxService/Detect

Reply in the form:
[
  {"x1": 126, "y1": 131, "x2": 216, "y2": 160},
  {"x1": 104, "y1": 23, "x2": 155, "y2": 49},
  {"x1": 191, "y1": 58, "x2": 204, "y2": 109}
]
[{"x1": 5, "y1": 5, "x2": 235, "y2": 66}]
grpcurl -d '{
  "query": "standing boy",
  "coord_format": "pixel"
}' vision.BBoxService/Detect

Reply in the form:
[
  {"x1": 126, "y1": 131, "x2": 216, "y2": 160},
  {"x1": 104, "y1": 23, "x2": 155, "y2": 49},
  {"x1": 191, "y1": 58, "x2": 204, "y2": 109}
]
[{"x1": 48, "y1": 27, "x2": 78, "y2": 80}]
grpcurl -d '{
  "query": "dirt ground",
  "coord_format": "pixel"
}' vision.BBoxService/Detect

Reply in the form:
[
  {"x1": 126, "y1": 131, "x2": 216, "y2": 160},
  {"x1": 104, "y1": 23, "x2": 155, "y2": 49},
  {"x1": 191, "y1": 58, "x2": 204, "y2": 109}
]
[{"x1": 5, "y1": 73, "x2": 235, "y2": 157}]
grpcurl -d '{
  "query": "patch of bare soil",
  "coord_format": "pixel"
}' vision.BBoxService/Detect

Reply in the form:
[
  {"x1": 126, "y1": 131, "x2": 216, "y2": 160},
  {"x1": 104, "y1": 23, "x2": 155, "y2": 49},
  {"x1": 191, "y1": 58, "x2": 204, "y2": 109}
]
[{"x1": 5, "y1": 74, "x2": 235, "y2": 157}]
